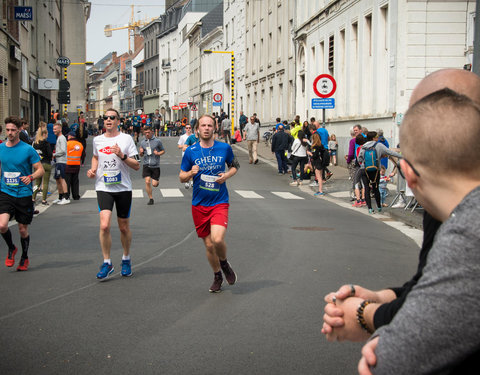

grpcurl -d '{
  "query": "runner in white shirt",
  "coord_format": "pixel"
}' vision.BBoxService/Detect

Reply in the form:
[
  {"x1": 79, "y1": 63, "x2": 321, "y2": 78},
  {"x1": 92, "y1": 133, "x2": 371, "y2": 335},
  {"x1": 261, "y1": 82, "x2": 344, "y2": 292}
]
[
  {"x1": 87, "y1": 108, "x2": 140, "y2": 280},
  {"x1": 177, "y1": 124, "x2": 193, "y2": 188}
]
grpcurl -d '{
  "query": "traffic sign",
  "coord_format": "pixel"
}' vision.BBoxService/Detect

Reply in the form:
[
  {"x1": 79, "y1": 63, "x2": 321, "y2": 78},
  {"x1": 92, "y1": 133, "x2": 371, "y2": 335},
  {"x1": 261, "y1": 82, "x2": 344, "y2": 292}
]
[
  {"x1": 59, "y1": 79, "x2": 70, "y2": 91},
  {"x1": 313, "y1": 74, "x2": 337, "y2": 98},
  {"x1": 179, "y1": 102, "x2": 187, "y2": 109},
  {"x1": 172, "y1": 105, "x2": 180, "y2": 110},
  {"x1": 191, "y1": 104, "x2": 198, "y2": 111},
  {"x1": 312, "y1": 98, "x2": 335, "y2": 109},
  {"x1": 56, "y1": 56, "x2": 71, "y2": 68},
  {"x1": 212, "y1": 102, "x2": 222, "y2": 107},
  {"x1": 213, "y1": 93, "x2": 223, "y2": 102},
  {"x1": 58, "y1": 91, "x2": 71, "y2": 104}
]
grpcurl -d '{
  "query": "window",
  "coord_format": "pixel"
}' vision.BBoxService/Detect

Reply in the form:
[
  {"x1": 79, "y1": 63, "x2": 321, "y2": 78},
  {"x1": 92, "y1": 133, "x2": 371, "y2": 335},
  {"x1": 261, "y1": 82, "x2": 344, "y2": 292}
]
[
  {"x1": 278, "y1": 26, "x2": 282, "y2": 58},
  {"x1": 328, "y1": 35, "x2": 334, "y2": 75},
  {"x1": 365, "y1": 14, "x2": 372, "y2": 56}
]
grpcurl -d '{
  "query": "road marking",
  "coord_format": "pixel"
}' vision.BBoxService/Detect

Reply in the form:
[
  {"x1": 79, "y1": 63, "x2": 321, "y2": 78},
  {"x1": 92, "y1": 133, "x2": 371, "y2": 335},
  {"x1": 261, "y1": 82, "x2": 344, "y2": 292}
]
[
  {"x1": 81, "y1": 189, "x2": 144, "y2": 198},
  {"x1": 272, "y1": 192, "x2": 304, "y2": 200},
  {"x1": 160, "y1": 188, "x2": 184, "y2": 197},
  {"x1": 235, "y1": 190, "x2": 264, "y2": 199},
  {"x1": 329, "y1": 191, "x2": 351, "y2": 198},
  {"x1": 0, "y1": 230, "x2": 196, "y2": 321}
]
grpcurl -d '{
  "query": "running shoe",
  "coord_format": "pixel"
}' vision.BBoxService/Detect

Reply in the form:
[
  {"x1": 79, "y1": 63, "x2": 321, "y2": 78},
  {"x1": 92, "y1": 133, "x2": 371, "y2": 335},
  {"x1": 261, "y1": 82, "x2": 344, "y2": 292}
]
[
  {"x1": 314, "y1": 192, "x2": 325, "y2": 196},
  {"x1": 96, "y1": 262, "x2": 114, "y2": 280},
  {"x1": 326, "y1": 172, "x2": 333, "y2": 180},
  {"x1": 209, "y1": 272, "x2": 223, "y2": 293},
  {"x1": 52, "y1": 198, "x2": 61, "y2": 204},
  {"x1": 58, "y1": 198, "x2": 71, "y2": 205},
  {"x1": 361, "y1": 200, "x2": 367, "y2": 207},
  {"x1": 185, "y1": 182, "x2": 190, "y2": 189},
  {"x1": 377, "y1": 207, "x2": 382, "y2": 213},
  {"x1": 289, "y1": 180, "x2": 299, "y2": 186},
  {"x1": 352, "y1": 201, "x2": 362, "y2": 207},
  {"x1": 147, "y1": 199, "x2": 154, "y2": 205},
  {"x1": 17, "y1": 257, "x2": 29, "y2": 271},
  {"x1": 5, "y1": 247, "x2": 17, "y2": 267},
  {"x1": 254, "y1": 159, "x2": 259, "y2": 164},
  {"x1": 368, "y1": 209, "x2": 375, "y2": 214},
  {"x1": 220, "y1": 261, "x2": 237, "y2": 285},
  {"x1": 309, "y1": 181, "x2": 319, "y2": 187},
  {"x1": 121, "y1": 259, "x2": 132, "y2": 277}
]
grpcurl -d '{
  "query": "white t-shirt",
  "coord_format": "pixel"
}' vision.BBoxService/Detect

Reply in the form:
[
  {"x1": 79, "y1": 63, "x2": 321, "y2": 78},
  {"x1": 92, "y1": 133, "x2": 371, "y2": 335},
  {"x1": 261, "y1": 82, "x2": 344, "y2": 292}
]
[
  {"x1": 178, "y1": 133, "x2": 189, "y2": 156},
  {"x1": 93, "y1": 133, "x2": 138, "y2": 192}
]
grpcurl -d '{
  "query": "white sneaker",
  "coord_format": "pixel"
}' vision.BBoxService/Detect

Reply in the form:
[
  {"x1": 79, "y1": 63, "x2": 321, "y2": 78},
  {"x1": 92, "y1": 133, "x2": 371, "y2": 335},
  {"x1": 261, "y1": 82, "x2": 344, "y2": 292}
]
[
  {"x1": 391, "y1": 200, "x2": 405, "y2": 208},
  {"x1": 309, "y1": 181, "x2": 319, "y2": 187},
  {"x1": 289, "y1": 180, "x2": 299, "y2": 186},
  {"x1": 58, "y1": 198, "x2": 71, "y2": 205},
  {"x1": 190, "y1": 180, "x2": 193, "y2": 188},
  {"x1": 52, "y1": 198, "x2": 61, "y2": 204},
  {"x1": 185, "y1": 182, "x2": 190, "y2": 189}
]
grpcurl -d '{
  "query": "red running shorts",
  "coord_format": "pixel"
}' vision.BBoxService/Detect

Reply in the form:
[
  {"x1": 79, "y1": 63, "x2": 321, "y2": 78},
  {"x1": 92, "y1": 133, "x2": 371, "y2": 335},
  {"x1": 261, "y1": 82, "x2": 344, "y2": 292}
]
[{"x1": 191, "y1": 203, "x2": 229, "y2": 238}]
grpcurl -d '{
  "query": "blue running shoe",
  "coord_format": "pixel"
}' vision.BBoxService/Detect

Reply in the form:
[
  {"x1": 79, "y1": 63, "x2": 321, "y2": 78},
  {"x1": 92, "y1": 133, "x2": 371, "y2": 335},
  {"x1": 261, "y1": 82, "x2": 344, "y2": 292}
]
[
  {"x1": 96, "y1": 262, "x2": 114, "y2": 280},
  {"x1": 121, "y1": 259, "x2": 132, "y2": 277}
]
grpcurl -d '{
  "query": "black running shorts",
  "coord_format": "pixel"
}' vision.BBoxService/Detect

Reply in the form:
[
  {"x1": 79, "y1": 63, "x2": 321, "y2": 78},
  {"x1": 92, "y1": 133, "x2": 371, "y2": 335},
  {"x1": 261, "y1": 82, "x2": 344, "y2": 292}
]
[
  {"x1": 0, "y1": 191, "x2": 34, "y2": 225},
  {"x1": 142, "y1": 165, "x2": 160, "y2": 181},
  {"x1": 96, "y1": 190, "x2": 132, "y2": 219}
]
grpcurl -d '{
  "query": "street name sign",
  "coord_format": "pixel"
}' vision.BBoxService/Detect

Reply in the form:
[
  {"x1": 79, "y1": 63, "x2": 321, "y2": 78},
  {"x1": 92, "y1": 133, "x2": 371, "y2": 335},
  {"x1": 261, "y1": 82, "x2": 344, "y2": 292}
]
[
  {"x1": 14, "y1": 7, "x2": 33, "y2": 21},
  {"x1": 56, "y1": 56, "x2": 71, "y2": 68}
]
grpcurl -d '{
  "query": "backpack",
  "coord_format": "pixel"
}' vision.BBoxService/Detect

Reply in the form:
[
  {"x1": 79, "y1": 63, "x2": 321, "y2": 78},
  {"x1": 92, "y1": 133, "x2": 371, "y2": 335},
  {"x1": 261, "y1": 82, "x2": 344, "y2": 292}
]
[{"x1": 363, "y1": 143, "x2": 379, "y2": 176}]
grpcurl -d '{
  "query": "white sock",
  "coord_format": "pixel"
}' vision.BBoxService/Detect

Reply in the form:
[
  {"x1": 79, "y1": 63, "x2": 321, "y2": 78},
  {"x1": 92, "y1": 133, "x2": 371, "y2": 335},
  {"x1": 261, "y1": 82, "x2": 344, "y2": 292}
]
[
  {"x1": 104, "y1": 259, "x2": 111, "y2": 265},
  {"x1": 122, "y1": 255, "x2": 130, "y2": 261}
]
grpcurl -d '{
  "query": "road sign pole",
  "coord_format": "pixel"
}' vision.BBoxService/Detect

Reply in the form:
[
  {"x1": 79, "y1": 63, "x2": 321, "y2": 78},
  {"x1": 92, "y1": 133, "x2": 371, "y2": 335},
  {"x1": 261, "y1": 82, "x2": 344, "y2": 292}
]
[{"x1": 322, "y1": 108, "x2": 326, "y2": 127}]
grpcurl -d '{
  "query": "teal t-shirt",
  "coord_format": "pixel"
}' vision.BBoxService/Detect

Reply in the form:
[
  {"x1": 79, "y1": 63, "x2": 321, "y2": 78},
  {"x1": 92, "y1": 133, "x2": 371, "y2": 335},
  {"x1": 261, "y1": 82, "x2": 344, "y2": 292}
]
[{"x1": 0, "y1": 141, "x2": 41, "y2": 197}]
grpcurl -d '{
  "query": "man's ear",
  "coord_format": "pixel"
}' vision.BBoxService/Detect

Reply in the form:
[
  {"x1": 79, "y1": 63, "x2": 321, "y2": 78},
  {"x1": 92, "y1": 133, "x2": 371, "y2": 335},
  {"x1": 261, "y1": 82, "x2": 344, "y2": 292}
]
[{"x1": 399, "y1": 159, "x2": 420, "y2": 188}]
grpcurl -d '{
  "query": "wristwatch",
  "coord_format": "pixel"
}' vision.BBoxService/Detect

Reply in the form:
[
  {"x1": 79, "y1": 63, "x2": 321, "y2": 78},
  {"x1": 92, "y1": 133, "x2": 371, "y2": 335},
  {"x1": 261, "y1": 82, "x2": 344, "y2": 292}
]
[{"x1": 121, "y1": 154, "x2": 128, "y2": 161}]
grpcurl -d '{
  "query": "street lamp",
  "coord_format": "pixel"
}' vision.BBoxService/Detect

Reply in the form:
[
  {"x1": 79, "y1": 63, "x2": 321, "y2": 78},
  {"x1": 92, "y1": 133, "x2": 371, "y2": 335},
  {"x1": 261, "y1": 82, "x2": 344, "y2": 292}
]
[{"x1": 203, "y1": 50, "x2": 235, "y2": 137}]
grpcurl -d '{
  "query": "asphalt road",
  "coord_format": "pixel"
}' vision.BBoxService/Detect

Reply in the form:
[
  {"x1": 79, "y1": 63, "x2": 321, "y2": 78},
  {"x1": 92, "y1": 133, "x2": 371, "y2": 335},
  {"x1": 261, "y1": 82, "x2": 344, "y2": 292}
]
[{"x1": 0, "y1": 136, "x2": 421, "y2": 375}]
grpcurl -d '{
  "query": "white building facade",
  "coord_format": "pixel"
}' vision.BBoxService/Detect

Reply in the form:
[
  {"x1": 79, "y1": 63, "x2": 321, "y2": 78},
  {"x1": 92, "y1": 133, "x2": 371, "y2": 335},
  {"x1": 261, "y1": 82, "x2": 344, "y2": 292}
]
[{"x1": 295, "y1": 0, "x2": 475, "y2": 164}]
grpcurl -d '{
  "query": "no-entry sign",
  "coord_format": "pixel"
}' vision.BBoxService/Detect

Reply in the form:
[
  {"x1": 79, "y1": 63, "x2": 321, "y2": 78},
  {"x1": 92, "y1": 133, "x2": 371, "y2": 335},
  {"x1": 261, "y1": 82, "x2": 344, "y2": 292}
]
[{"x1": 313, "y1": 74, "x2": 336, "y2": 98}]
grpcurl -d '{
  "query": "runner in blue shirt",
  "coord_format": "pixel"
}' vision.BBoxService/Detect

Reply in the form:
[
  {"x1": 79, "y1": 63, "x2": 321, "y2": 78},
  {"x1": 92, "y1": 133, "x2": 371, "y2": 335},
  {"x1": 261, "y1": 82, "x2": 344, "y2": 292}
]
[
  {"x1": 180, "y1": 114, "x2": 239, "y2": 293},
  {"x1": 0, "y1": 116, "x2": 44, "y2": 271}
]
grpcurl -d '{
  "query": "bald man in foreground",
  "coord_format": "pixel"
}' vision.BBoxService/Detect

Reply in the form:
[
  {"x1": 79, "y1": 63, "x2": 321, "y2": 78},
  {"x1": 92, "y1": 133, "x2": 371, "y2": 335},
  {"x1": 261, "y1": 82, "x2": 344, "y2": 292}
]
[{"x1": 320, "y1": 69, "x2": 480, "y2": 374}]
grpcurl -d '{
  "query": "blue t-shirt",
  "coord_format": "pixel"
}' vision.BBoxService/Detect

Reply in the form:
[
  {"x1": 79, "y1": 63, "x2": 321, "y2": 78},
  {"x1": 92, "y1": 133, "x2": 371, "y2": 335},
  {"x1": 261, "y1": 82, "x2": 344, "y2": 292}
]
[
  {"x1": 185, "y1": 134, "x2": 199, "y2": 147},
  {"x1": 0, "y1": 141, "x2": 41, "y2": 198},
  {"x1": 181, "y1": 141, "x2": 234, "y2": 207},
  {"x1": 316, "y1": 127, "x2": 330, "y2": 149}
]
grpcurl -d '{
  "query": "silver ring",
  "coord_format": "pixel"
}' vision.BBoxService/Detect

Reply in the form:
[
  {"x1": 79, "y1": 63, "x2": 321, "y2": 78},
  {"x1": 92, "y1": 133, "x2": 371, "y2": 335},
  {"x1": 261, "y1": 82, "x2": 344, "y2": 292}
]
[
  {"x1": 332, "y1": 296, "x2": 337, "y2": 305},
  {"x1": 350, "y1": 284, "x2": 356, "y2": 297}
]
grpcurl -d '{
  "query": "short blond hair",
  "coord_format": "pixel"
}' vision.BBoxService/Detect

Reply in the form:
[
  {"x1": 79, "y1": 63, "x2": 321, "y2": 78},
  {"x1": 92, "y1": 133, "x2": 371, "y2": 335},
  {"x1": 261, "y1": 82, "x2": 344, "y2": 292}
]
[{"x1": 400, "y1": 88, "x2": 480, "y2": 178}]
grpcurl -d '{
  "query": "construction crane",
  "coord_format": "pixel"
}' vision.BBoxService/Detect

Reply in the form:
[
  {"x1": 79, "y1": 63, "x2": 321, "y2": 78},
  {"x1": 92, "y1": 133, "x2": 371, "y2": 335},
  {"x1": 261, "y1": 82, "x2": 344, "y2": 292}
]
[{"x1": 104, "y1": 5, "x2": 156, "y2": 53}]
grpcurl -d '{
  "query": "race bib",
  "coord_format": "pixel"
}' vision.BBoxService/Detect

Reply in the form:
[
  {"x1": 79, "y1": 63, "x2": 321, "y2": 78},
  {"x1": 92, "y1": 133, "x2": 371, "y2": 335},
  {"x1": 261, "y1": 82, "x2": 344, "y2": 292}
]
[
  {"x1": 4, "y1": 172, "x2": 21, "y2": 186},
  {"x1": 200, "y1": 174, "x2": 219, "y2": 192},
  {"x1": 146, "y1": 146, "x2": 152, "y2": 155},
  {"x1": 103, "y1": 170, "x2": 122, "y2": 185}
]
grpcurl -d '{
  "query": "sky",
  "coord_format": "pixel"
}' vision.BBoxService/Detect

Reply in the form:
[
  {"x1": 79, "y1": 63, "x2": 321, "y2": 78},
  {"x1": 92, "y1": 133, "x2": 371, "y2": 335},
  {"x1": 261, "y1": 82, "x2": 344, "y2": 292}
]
[{"x1": 86, "y1": 0, "x2": 166, "y2": 64}]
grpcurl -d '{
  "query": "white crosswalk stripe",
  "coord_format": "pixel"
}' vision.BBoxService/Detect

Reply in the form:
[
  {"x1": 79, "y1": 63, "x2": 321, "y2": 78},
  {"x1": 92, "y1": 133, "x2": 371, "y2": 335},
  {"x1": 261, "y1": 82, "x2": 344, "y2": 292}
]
[
  {"x1": 80, "y1": 189, "x2": 304, "y2": 200},
  {"x1": 271, "y1": 192, "x2": 305, "y2": 200},
  {"x1": 160, "y1": 188, "x2": 184, "y2": 197},
  {"x1": 235, "y1": 190, "x2": 264, "y2": 199}
]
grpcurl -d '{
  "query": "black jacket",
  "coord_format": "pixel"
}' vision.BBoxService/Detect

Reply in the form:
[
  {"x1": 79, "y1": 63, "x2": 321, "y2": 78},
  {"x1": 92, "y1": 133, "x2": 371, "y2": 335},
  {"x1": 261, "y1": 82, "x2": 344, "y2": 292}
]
[{"x1": 271, "y1": 130, "x2": 291, "y2": 152}]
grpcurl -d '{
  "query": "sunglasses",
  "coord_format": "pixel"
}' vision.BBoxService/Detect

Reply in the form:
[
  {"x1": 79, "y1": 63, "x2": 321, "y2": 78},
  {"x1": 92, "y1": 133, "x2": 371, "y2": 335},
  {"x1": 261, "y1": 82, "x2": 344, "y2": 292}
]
[
  {"x1": 398, "y1": 158, "x2": 421, "y2": 179},
  {"x1": 103, "y1": 115, "x2": 117, "y2": 120}
]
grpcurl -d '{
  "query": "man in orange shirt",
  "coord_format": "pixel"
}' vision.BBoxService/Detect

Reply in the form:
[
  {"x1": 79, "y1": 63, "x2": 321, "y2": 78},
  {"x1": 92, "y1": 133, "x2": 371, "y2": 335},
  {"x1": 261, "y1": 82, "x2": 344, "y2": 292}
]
[{"x1": 62, "y1": 131, "x2": 84, "y2": 203}]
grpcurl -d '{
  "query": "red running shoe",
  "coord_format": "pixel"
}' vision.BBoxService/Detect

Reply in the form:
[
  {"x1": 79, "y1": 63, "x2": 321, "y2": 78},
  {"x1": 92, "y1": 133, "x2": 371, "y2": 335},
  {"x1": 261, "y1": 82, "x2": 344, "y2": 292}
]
[
  {"x1": 5, "y1": 247, "x2": 17, "y2": 267},
  {"x1": 352, "y1": 201, "x2": 362, "y2": 207},
  {"x1": 17, "y1": 257, "x2": 29, "y2": 271}
]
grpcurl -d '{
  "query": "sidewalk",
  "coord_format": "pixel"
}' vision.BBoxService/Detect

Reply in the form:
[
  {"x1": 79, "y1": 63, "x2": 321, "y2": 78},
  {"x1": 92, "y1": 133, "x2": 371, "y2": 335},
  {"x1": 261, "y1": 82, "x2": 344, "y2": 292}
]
[{"x1": 232, "y1": 137, "x2": 423, "y2": 231}]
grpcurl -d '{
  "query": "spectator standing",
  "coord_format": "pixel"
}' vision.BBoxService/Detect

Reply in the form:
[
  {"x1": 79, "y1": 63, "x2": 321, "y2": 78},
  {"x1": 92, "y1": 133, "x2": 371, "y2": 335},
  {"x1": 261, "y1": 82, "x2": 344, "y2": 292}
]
[
  {"x1": 239, "y1": 111, "x2": 248, "y2": 134},
  {"x1": 63, "y1": 132, "x2": 84, "y2": 202},
  {"x1": 32, "y1": 128, "x2": 53, "y2": 205},
  {"x1": 315, "y1": 121, "x2": 333, "y2": 180},
  {"x1": 328, "y1": 134, "x2": 338, "y2": 165},
  {"x1": 221, "y1": 115, "x2": 232, "y2": 144},
  {"x1": 46, "y1": 122, "x2": 57, "y2": 151},
  {"x1": 243, "y1": 116, "x2": 260, "y2": 164},
  {"x1": 289, "y1": 130, "x2": 310, "y2": 186},
  {"x1": 52, "y1": 123, "x2": 69, "y2": 205},
  {"x1": 376, "y1": 128, "x2": 390, "y2": 170},
  {"x1": 271, "y1": 124, "x2": 290, "y2": 174},
  {"x1": 308, "y1": 132, "x2": 329, "y2": 196},
  {"x1": 346, "y1": 125, "x2": 362, "y2": 199},
  {"x1": 153, "y1": 109, "x2": 162, "y2": 137}
]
